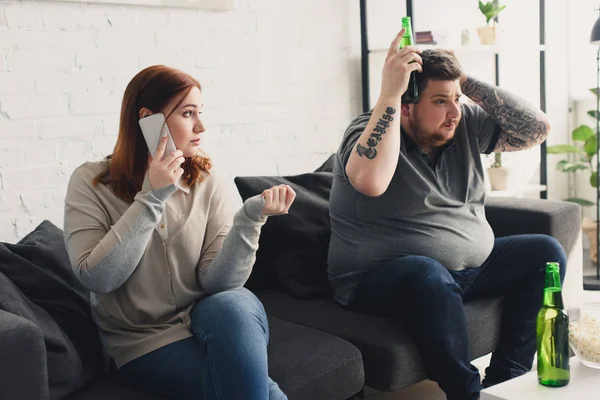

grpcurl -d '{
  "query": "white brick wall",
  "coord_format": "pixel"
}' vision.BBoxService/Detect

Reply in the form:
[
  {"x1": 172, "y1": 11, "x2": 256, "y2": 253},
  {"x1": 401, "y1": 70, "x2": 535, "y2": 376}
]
[{"x1": 0, "y1": 0, "x2": 361, "y2": 242}]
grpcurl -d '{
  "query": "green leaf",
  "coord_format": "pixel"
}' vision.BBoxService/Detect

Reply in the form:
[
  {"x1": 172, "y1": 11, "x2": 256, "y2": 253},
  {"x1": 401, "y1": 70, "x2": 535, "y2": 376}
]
[
  {"x1": 479, "y1": 1, "x2": 505, "y2": 25},
  {"x1": 564, "y1": 198, "x2": 595, "y2": 206},
  {"x1": 585, "y1": 135, "x2": 598, "y2": 157},
  {"x1": 588, "y1": 110, "x2": 599, "y2": 121},
  {"x1": 547, "y1": 144, "x2": 580, "y2": 154},
  {"x1": 591, "y1": 172, "x2": 598, "y2": 188},
  {"x1": 555, "y1": 160, "x2": 589, "y2": 172},
  {"x1": 555, "y1": 159, "x2": 569, "y2": 170},
  {"x1": 572, "y1": 125, "x2": 595, "y2": 142},
  {"x1": 590, "y1": 88, "x2": 598, "y2": 97}
]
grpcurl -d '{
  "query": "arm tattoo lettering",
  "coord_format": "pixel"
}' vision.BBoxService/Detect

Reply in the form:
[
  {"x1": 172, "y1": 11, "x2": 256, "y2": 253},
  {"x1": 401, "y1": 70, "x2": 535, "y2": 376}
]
[
  {"x1": 357, "y1": 143, "x2": 377, "y2": 159},
  {"x1": 461, "y1": 77, "x2": 549, "y2": 152},
  {"x1": 370, "y1": 133, "x2": 382, "y2": 141},
  {"x1": 356, "y1": 107, "x2": 396, "y2": 159},
  {"x1": 376, "y1": 120, "x2": 390, "y2": 129}
]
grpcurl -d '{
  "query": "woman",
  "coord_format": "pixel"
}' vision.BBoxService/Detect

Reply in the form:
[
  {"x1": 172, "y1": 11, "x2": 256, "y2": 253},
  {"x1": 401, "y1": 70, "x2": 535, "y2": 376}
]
[{"x1": 64, "y1": 65, "x2": 294, "y2": 400}]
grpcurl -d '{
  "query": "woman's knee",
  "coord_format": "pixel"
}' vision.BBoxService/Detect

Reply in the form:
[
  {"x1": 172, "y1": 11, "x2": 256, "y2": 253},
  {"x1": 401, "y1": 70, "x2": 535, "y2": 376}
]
[{"x1": 191, "y1": 287, "x2": 268, "y2": 336}]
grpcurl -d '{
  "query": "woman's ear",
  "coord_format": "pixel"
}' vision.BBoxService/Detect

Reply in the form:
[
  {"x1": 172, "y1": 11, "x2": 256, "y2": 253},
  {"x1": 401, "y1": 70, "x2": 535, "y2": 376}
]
[{"x1": 139, "y1": 107, "x2": 153, "y2": 120}]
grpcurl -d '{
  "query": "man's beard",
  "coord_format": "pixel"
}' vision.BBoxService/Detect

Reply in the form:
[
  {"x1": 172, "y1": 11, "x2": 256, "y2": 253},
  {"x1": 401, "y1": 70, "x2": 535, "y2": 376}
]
[{"x1": 411, "y1": 121, "x2": 455, "y2": 148}]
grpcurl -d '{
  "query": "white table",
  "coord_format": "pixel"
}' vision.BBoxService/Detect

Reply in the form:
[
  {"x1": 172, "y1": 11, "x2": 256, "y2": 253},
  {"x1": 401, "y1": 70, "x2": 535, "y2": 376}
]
[{"x1": 481, "y1": 357, "x2": 600, "y2": 399}]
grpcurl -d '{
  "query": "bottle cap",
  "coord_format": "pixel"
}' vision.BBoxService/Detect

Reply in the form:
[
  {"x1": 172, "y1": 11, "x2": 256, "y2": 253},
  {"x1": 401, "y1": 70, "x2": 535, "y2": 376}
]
[
  {"x1": 546, "y1": 262, "x2": 560, "y2": 272},
  {"x1": 401, "y1": 16, "x2": 411, "y2": 26}
]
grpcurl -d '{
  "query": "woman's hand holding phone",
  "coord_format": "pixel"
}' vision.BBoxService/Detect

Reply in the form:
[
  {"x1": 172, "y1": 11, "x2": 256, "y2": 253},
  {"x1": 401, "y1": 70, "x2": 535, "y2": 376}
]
[{"x1": 148, "y1": 133, "x2": 185, "y2": 190}]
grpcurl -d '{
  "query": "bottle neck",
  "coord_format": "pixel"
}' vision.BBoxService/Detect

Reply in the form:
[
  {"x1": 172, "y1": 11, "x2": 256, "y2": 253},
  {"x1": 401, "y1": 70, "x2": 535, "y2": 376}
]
[
  {"x1": 400, "y1": 37, "x2": 414, "y2": 47},
  {"x1": 543, "y1": 270, "x2": 564, "y2": 309},
  {"x1": 401, "y1": 21, "x2": 414, "y2": 47}
]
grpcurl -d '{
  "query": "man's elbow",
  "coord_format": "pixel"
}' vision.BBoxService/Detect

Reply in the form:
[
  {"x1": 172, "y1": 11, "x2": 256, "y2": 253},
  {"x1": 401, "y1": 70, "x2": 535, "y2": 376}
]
[
  {"x1": 543, "y1": 120, "x2": 551, "y2": 138},
  {"x1": 538, "y1": 118, "x2": 551, "y2": 144},
  {"x1": 349, "y1": 176, "x2": 389, "y2": 197}
]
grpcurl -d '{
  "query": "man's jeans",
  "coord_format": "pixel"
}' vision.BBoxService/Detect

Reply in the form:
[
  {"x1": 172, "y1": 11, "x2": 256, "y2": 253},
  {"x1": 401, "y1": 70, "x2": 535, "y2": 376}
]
[
  {"x1": 351, "y1": 234, "x2": 566, "y2": 400},
  {"x1": 112, "y1": 287, "x2": 287, "y2": 400}
]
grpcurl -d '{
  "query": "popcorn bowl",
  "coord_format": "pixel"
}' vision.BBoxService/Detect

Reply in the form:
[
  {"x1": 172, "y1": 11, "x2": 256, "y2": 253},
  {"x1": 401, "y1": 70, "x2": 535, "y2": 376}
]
[{"x1": 568, "y1": 303, "x2": 600, "y2": 369}]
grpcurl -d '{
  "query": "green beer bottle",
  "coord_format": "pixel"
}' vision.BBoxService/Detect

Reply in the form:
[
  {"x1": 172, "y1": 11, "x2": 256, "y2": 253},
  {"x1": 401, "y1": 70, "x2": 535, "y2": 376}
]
[
  {"x1": 399, "y1": 16, "x2": 419, "y2": 103},
  {"x1": 536, "y1": 262, "x2": 570, "y2": 387}
]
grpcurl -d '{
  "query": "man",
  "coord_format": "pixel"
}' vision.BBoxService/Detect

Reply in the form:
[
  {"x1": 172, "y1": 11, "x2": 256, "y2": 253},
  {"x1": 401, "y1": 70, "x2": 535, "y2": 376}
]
[{"x1": 327, "y1": 30, "x2": 566, "y2": 400}]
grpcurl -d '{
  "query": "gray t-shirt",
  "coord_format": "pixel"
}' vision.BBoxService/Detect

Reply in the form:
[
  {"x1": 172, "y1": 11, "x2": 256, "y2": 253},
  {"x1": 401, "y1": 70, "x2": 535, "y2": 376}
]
[{"x1": 328, "y1": 103, "x2": 501, "y2": 305}]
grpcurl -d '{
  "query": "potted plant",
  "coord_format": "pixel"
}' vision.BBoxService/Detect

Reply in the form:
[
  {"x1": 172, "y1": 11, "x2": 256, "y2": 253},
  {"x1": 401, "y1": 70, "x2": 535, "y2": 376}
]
[
  {"x1": 548, "y1": 88, "x2": 598, "y2": 261},
  {"x1": 487, "y1": 151, "x2": 508, "y2": 190},
  {"x1": 477, "y1": 0, "x2": 507, "y2": 45}
]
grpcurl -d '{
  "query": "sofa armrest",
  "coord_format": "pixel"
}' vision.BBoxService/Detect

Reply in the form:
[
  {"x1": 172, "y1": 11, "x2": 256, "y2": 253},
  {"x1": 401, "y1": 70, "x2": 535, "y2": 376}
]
[
  {"x1": 0, "y1": 310, "x2": 49, "y2": 400},
  {"x1": 485, "y1": 197, "x2": 583, "y2": 308}
]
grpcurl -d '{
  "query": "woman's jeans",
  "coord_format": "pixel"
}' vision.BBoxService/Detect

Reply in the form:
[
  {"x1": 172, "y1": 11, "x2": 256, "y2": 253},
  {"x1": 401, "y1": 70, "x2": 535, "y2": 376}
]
[
  {"x1": 352, "y1": 234, "x2": 567, "y2": 400},
  {"x1": 112, "y1": 287, "x2": 287, "y2": 400}
]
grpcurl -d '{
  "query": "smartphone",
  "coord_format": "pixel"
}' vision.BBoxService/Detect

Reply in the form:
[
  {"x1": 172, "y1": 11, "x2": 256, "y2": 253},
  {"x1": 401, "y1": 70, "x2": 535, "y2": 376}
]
[{"x1": 139, "y1": 113, "x2": 177, "y2": 159}]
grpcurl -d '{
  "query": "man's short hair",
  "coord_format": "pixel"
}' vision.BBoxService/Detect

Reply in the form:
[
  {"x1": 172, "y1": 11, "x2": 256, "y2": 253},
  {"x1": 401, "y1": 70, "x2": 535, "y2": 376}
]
[{"x1": 416, "y1": 49, "x2": 464, "y2": 93}]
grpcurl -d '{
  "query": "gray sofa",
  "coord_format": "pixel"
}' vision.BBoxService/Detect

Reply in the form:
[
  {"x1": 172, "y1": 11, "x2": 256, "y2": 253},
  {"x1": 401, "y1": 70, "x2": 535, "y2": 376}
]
[{"x1": 0, "y1": 167, "x2": 583, "y2": 400}]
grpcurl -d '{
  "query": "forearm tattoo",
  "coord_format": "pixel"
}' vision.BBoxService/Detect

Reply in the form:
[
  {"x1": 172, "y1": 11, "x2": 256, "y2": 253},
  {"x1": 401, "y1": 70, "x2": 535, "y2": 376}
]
[
  {"x1": 356, "y1": 107, "x2": 396, "y2": 159},
  {"x1": 461, "y1": 77, "x2": 548, "y2": 151}
]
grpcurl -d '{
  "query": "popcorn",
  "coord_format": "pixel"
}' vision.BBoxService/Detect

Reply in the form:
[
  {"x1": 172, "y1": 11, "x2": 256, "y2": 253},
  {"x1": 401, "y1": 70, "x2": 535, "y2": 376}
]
[{"x1": 569, "y1": 308, "x2": 600, "y2": 366}]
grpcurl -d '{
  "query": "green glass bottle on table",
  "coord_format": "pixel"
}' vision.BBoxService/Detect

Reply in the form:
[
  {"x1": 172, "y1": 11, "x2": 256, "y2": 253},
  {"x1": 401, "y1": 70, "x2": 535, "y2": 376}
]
[
  {"x1": 536, "y1": 262, "x2": 570, "y2": 387},
  {"x1": 399, "y1": 16, "x2": 419, "y2": 104}
]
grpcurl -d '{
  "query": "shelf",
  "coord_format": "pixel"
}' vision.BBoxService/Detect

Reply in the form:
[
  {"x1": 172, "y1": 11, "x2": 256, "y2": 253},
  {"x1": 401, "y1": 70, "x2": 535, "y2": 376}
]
[{"x1": 369, "y1": 44, "x2": 547, "y2": 55}]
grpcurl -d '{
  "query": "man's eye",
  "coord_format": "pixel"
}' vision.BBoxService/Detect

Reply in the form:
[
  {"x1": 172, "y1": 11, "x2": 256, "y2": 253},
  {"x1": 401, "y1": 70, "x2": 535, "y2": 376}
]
[{"x1": 436, "y1": 100, "x2": 445, "y2": 104}]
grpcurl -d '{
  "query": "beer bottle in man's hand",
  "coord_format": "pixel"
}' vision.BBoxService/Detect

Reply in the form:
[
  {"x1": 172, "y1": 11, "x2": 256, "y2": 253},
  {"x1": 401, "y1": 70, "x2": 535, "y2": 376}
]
[{"x1": 399, "y1": 16, "x2": 419, "y2": 104}]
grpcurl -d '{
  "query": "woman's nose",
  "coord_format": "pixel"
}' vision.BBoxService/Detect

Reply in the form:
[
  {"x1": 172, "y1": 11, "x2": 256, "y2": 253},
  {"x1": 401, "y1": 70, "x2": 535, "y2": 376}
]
[{"x1": 194, "y1": 119, "x2": 205, "y2": 133}]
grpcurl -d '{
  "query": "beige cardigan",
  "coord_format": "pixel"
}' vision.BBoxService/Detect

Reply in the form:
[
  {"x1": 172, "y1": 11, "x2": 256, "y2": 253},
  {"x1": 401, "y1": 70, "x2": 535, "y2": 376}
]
[{"x1": 64, "y1": 160, "x2": 265, "y2": 368}]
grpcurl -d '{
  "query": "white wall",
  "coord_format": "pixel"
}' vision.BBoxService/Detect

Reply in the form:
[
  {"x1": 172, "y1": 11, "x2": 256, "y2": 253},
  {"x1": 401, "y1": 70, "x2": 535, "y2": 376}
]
[
  {"x1": 0, "y1": 0, "x2": 361, "y2": 241},
  {"x1": 0, "y1": 0, "x2": 582, "y2": 243}
]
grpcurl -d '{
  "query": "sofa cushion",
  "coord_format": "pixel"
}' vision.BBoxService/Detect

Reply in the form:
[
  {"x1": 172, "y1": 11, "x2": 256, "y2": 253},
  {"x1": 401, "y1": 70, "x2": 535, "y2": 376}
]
[
  {"x1": 0, "y1": 220, "x2": 103, "y2": 387},
  {"x1": 258, "y1": 291, "x2": 502, "y2": 391},
  {"x1": 267, "y1": 315, "x2": 364, "y2": 400},
  {"x1": 0, "y1": 270, "x2": 87, "y2": 399},
  {"x1": 234, "y1": 172, "x2": 334, "y2": 299},
  {"x1": 66, "y1": 374, "x2": 166, "y2": 400},
  {"x1": 67, "y1": 315, "x2": 364, "y2": 400}
]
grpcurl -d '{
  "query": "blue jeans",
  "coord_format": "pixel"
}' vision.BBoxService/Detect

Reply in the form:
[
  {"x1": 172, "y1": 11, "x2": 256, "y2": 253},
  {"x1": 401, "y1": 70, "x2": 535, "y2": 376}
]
[
  {"x1": 112, "y1": 288, "x2": 287, "y2": 400},
  {"x1": 351, "y1": 234, "x2": 566, "y2": 400}
]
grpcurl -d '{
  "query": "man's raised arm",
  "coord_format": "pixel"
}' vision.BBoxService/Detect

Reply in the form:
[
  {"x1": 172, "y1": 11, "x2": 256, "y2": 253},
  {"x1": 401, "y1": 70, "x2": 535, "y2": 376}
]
[
  {"x1": 460, "y1": 76, "x2": 550, "y2": 152},
  {"x1": 346, "y1": 30, "x2": 422, "y2": 197}
]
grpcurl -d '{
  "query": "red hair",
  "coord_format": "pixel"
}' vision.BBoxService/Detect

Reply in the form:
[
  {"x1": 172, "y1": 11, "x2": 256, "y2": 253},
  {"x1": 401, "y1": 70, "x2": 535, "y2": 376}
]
[{"x1": 93, "y1": 65, "x2": 211, "y2": 203}]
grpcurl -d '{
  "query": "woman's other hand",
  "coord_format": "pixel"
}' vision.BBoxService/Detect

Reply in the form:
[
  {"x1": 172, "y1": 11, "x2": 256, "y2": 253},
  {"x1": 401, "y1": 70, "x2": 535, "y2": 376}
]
[{"x1": 261, "y1": 184, "x2": 296, "y2": 217}]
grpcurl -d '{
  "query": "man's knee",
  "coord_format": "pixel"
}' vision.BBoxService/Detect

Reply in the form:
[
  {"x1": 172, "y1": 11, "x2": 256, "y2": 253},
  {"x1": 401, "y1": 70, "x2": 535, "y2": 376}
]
[
  {"x1": 535, "y1": 235, "x2": 565, "y2": 257},
  {"x1": 529, "y1": 235, "x2": 567, "y2": 279}
]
